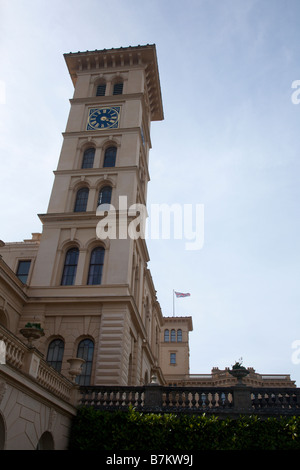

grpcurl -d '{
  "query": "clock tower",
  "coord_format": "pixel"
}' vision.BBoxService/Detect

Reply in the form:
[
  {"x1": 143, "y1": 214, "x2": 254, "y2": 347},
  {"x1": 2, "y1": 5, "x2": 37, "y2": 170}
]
[{"x1": 19, "y1": 45, "x2": 165, "y2": 385}]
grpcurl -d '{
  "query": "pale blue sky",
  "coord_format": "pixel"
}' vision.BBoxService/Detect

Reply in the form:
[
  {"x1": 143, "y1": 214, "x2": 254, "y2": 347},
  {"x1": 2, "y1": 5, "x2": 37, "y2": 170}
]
[{"x1": 1, "y1": 0, "x2": 300, "y2": 384}]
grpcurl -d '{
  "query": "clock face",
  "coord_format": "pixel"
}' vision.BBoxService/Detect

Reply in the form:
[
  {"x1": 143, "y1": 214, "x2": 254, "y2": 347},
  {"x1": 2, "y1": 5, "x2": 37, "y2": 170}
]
[{"x1": 87, "y1": 107, "x2": 120, "y2": 130}]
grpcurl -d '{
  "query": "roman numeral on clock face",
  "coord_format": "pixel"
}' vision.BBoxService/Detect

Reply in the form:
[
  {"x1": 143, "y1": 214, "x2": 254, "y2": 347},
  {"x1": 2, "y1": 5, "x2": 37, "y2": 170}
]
[{"x1": 87, "y1": 107, "x2": 120, "y2": 130}]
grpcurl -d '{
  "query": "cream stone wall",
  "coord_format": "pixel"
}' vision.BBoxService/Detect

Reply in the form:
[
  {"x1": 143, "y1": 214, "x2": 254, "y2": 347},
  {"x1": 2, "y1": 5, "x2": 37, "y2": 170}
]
[{"x1": 0, "y1": 379, "x2": 72, "y2": 450}]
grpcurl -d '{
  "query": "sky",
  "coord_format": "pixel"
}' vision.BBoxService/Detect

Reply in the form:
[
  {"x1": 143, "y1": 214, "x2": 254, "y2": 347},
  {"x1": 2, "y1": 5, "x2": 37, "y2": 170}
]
[{"x1": 0, "y1": 0, "x2": 300, "y2": 385}]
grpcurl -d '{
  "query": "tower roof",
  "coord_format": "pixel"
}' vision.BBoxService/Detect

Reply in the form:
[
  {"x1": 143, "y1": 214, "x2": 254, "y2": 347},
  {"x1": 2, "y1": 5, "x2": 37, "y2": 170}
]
[{"x1": 64, "y1": 44, "x2": 164, "y2": 122}]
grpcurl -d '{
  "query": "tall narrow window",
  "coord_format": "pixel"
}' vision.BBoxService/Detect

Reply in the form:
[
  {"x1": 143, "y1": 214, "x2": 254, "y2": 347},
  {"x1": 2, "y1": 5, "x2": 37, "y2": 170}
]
[
  {"x1": 177, "y1": 329, "x2": 182, "y2": 342},
  {"x1": 82, "y1": 148, "x2": 95, "y2": 168},
  {"x1": 164, "y1": 329, "x2": 169, "y2": 342},
  {"x1": 113, "y1": 82, "x2": 123, "y2": 95},
  {"x1": 46, "y1": 339, "x2": 64, "y2": 372},
  {"x1": 171, "y1": 329, "x2": 176, "y2": 342},
  {"x1": 74, "y1": 187, "x2": 89, "y2": 212},
  {"x1": 170, "y1": 353, "x2": 176, "y2": 364},
  {"x1": 103, "y1": 146, "x2": 117, "y2": 167},
  {"x1": 87, "y1": 247, "x2": 105, "y2": 285},
  {"x1": 76, "y1": 339, "x2": 94, "y2": 385},
  {"x1": 61, "y1": 248, "x2": 79, "y2": 286},
  {"x1": 16, "y1": 260, "x2": 31, "y2": 283},
  {"x1": 96, "y1": 83, "x2": 106, "y2": 96},
  {"x1": 98, "y1": 186, "x2": 112, "y2": 206}
]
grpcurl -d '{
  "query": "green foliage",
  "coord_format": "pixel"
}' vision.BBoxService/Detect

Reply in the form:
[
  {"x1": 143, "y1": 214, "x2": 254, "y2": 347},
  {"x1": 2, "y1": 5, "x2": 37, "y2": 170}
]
[
  {"x1": 24, "y1": 322, "x2": 43, "y2": 331},
  {"x1": 69, "y1": 407, "x2": 300, "y2": 451},
  {"x1": 232, "y1": 357, "x2": 246, "y2": 370}
]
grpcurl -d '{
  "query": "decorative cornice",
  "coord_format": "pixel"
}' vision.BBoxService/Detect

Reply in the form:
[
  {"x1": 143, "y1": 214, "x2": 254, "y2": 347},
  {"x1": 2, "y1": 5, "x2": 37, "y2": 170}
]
[{"x1": 64, "y1": 44, "x2": 164, "y2": 122}]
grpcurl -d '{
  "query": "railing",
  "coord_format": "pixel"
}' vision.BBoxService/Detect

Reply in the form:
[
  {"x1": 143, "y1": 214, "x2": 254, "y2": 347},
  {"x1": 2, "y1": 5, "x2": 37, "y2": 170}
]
[
  {"x1": 79, "y1": 384, "x2": 300, "y2": 417},
  {"x1": 80, "y1": 386, "x2": 145, "y2": 410},
  {"x1": 161, "y1": 387, "x2": 233, "y2": 412},
  {"x1": 251, "y1": 388, "x2": 300, "y2": 414},
  {"x1": 0, "y1": 324, "x2": 74, "y2": 403},
  {"x1": 37, "y1": 360, "x2": 73, "y2": 402},
  {"x1": 0, "y1": 325, "x2": 27, "y2": 369}
]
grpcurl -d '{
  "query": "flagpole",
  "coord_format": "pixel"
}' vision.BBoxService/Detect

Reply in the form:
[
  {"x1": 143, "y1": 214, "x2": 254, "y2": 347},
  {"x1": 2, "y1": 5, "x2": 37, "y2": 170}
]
[{"x1": 173, "y1": 290, "x2": 175, "y2": 317}]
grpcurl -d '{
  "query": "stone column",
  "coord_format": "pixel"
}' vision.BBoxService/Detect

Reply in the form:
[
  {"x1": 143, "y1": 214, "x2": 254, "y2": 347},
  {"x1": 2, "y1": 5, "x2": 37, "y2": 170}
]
[
  {"x1": 144, "y1": 376, "x2": 163, "y2": 411},
  {"x1": 232, "y1": 386, "x2": 252, "y2": 413}
]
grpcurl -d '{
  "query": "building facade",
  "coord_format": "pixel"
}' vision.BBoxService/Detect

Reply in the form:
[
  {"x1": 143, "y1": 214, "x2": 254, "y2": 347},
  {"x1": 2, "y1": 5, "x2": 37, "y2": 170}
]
[
  {"x1": 1, "y1": 45, "x2": 168, "y2": 388},
  {"x1": 0, "y1": 44, "x2": 296, "y2": 449}
]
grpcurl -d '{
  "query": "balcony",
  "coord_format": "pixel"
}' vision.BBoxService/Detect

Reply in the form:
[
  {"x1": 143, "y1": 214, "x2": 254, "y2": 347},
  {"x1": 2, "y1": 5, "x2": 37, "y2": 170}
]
[{"x1": 0, "y1": 323, "x2": 74, "y2": 404}]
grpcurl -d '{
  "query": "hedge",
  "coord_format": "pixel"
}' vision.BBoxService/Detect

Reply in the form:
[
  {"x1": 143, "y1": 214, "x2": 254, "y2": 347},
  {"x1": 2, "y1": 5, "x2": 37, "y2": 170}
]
[{"x1": 68, "y1": 406, "x2": 300, "y2": 451}]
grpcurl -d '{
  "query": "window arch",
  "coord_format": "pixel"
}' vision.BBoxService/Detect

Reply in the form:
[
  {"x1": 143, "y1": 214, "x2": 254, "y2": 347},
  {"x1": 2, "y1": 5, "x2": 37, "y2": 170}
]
[
  {"x1": 164, "y1": 329, "x2": 169, "y2": 342},
  {"x1": 98, "y1": 186, "x2": 112, "y2": 206},
  {"x1": 82, "y1": 147, "x2": 95, "y2": 168},
  {"x1": 171, "y1": 329, "x2": 176, "y2": 342},
  {"x1": 61, "y1": 247, "x2": 79, "y2": 285},
  {"x1": 46, "y1": 339, "x2": 64, "y2": 372},
  {"x1": 76, "y1": 339, "x2": 94, "y2": 385},
  {"x1": 87, "y1": 247, "x2": 105, "y2": 285},
  {"x1": 103, "y1": 146, "x2": 117, "y2": 167},
  {"x1": 74, "y1": 187, "x2": 89, "y2": 212},
  {"x1": 177, "y1": 329, "x2": 182, "y2": 342}
]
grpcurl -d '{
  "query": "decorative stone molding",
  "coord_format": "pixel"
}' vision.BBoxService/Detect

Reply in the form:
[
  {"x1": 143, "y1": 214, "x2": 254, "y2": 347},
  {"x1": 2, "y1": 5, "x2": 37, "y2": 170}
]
[
  {"x1": 0, "y1": 381, "x2": 7, "y2": 405},
  {"x1": 48, "y1": 408, "x2": 57, "y2": 432}
]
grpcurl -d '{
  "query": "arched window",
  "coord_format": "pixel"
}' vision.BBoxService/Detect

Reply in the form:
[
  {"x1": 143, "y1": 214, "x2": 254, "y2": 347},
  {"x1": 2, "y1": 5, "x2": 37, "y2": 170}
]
[
  {"x1": 98, "y1": 186, "x2": 112, "y2": 206},
  {"x1": 171, "y1": 329, "x2": 176, "y2": 342},
  {"x1": 61, "y1": 247, "x2": 79, "y2": 285},
  {"x1": 82, "y1": 147, "x2": 95, "y2": 168},
  {"x1": 103, "y1": 146, "x2": 117, "y2": 167},
  {"x1": 87, "y1": 247, "x2": 105, "y2": 285},
  {"x1": 177, "y1": 329, "x2": 182, "y2": 342},
  {"x1": 96, "y1": 83, "x2": 106, "y2": 96},
  {"x1": 113, "y1": 82, "x2": 123, "y2": 95},
  {"x1": 46, "y1": 339, "x2": 64, "y2": 372},
  {"x1": 76, "y1": 339, "x2": 94, "y2": 385},
  {"x1": 164, "y1": 329, "x2": 169, "y2": 342},
  {"x1": 74, "y1": 187, "x2": 89, "y2": 212}
]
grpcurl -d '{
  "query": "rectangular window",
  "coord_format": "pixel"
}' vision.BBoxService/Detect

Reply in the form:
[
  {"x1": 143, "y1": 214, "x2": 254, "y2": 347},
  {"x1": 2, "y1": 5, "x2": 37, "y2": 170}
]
[
  {"x1": 170, "y1": 353, "x2": 176, "y2": 365},
  {"x1": 16, "y1": 260, "x2": 31, "y2": 284},
  {"x1": 113, "y1": 82, "x2": 123, "y2": 95},
  {"x1": 96, "y1": 84, "x2": 106, "y2": 96}
]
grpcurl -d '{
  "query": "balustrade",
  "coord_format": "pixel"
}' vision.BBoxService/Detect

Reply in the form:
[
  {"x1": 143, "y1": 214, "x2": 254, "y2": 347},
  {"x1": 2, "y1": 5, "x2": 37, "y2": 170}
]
[
  {"x1": 37, "y1": 361, "x2": 73, "y2": 402},
  {"x1": 251, "y1": 388, "x2": 300, "y2": 413},
  {"x1": 0, "y1": 324, "x2": 73, "y2": 403},
  {"x1": 79, "y1": 386, "x2": 235, "y2": 414},
  {"x1": 161, "y1": 387, "x2": 233, "y2": 411},
  {"x1": 79, "y1": 385, "x2": 300, "y2": 416},
  {"x1": 0, "y1": 325, "x2": 26, "y2": 369},
  {"x1": 80, "y1": 386, "x2": 145, "y2": 409}
]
